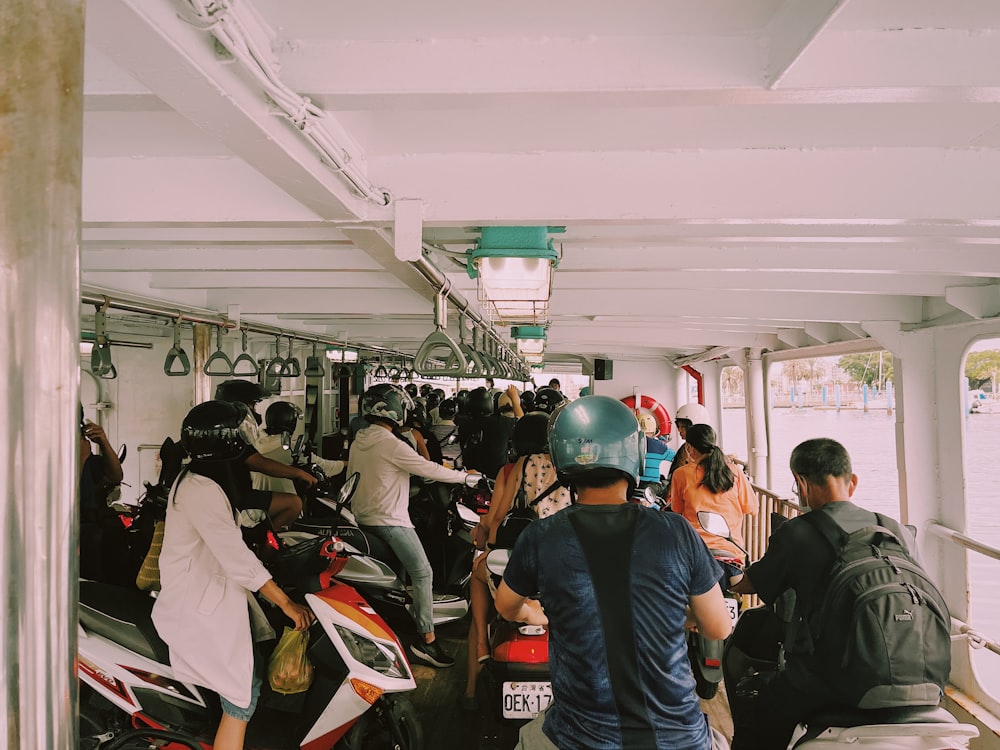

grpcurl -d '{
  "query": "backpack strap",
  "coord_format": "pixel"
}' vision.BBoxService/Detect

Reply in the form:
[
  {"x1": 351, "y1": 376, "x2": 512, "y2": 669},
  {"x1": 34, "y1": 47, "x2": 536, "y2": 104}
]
[
  {"x1": 802, "y1": 507, "x2": 909, "y2": 554},
  {"x1": 527, "y1": 478, "x2": 564, "y2": 509}
]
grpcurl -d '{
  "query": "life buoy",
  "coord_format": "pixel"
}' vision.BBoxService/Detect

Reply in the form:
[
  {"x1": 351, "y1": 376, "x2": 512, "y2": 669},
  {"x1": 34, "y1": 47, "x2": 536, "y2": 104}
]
[{"x1": 621, "y1": 395, "x2": 671, "y2": 437}]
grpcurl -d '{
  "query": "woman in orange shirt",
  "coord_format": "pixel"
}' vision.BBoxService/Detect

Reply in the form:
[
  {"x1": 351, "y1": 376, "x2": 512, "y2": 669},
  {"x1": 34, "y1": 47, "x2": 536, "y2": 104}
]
[{"x1": 668, "y1": 423, "x2": 756, "y2": 566}]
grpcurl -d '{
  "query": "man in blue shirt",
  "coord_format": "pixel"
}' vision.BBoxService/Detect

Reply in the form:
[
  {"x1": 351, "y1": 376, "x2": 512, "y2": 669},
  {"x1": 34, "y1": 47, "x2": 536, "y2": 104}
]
[{"x1": 496, "y1": 396, "x2": 732, "y2": 750}]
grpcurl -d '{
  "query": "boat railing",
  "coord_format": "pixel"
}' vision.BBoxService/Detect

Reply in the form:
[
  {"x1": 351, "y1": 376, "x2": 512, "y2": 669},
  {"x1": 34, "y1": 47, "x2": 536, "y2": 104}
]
[
  {"x1": 740, "y1": 483, "x2": 802, "y2": 609},
  {"x1": 926, "y1": 522, "x2": 1000, "y2": 658}
]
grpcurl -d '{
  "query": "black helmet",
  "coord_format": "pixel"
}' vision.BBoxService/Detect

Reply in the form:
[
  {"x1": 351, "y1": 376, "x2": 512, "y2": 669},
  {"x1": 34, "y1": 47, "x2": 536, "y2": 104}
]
[
  {"x1": 432, "y1": 388, "x2": 446, "y2": 401},
  {"x1": 181, "y1": 400, "x2": 254, "y2": 462},
  {"x1": 520, "y1": 391, "x2": 536, "y2": 411},
  {"x1": 404, "y1": 383, "x2": 419, "y2": 399},
  {"x1": 214, "y1": 379, "x2": 267, "y2": 406},
  {"x1": 362, "y1": 383, "x2": 411, "y2": 429},
  {"x1": 407, "y1": 400, "x2": 429, "y2": 428},
  {"x1": 511, "y1": 411, "x2": 550, "y2": 457},
  {"x1": 419, "y1": 383, "x2": 433, "y2": 398},
  {"x1": 438, "y1": 398, "x2": 457, "y2": 421},
  {"x1": 533, "y1": 386, "x2": 565, "y2": 415},
  {"x1": 468, "y1": 387, "x2": 494, "y2": 418},
  {"x1": 265, "y1": 401, "x2": 301, "y2": 436},
  {"x1": 455, "y1": 389, "x2": 471, "y2": 415},
  {"x1": 426, "y1": 392, "x2": 441, "y2": 411}
]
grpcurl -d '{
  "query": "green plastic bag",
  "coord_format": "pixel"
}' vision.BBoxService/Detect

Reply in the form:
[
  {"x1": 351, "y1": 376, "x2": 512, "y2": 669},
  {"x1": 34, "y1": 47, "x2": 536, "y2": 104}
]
[{"x1": 268, "y1": 627, "x2": 314, "y2": 695}]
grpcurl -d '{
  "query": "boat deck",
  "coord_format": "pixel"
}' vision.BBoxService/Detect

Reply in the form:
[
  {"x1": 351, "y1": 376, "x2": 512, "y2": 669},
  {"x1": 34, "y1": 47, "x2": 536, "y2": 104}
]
[{"x1": 410, "y1": 617, "x2": 734, "y2": 748}]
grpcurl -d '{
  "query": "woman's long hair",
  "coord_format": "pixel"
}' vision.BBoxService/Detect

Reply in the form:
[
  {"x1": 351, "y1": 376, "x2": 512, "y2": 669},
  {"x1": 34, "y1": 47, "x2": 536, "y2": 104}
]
[{"x1": 685, "y1": 423, "x2": 734, "y2": 494}]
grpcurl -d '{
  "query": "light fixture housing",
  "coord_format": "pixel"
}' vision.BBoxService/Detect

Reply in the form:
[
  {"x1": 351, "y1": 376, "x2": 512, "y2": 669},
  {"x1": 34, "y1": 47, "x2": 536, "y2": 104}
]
[
  {"x1": 468, "y1": 227, "x2": 560, "y2": 326},
  {"x1": 512, "y1": 325, "x2": 547, "y2": 356}
]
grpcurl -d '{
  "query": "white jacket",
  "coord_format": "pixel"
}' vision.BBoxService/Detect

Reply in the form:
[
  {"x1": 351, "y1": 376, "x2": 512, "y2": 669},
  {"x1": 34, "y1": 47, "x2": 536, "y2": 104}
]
[
  {"x1": 151, "y1": 472, "x2": 273, "y2": 709},
  {"x1": 347, "y1": 425, "x2": 470, "y2": 527},
  {"x1": 251, "y1": 433, "x2": 345, "y2": 493}
]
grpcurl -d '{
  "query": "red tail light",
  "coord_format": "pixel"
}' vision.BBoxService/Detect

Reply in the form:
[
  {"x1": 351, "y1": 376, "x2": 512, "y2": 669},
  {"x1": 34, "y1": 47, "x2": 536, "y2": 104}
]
[
  {"x1": 118, "y1": 514, "x2": 134, "y2": 529},
  {"x1": 266, "y1": 530, "x2": 280, "y2": 551},
  {"x1": 704, "y1": 658, "x2": 721, "y2": 667},
  {"x1": 493, "y1": 638, "x2": 549, "y2": 664}
]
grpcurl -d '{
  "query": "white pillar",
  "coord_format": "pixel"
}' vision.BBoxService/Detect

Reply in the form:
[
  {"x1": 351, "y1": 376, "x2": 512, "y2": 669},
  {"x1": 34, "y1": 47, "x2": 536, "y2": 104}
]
[
  {"x1": 0, "y1": 2, "x2": 85, "y2": 747},
  {"x1": 745, "y1": 348, "x2": 768, "y2": 484}
]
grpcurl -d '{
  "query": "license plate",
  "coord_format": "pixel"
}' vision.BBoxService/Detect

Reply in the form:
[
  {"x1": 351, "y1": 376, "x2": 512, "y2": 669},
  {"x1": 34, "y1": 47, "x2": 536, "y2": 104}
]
[
  {"x1": 502, "y1": 681, "x2": 553, "y2": 719},
  {"x1": 724, "y1": 596, "x2": 739, "y2": 624}
]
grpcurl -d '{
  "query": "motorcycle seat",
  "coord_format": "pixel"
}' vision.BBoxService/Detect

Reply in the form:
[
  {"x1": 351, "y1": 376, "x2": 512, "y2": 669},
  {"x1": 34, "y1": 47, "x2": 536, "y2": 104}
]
[
  {"x1": 79, "y1": 580, "x2": 170, "y2": 665},
  {"x1": 805, "y1": 704, "x2": 956, "y2": 730}
]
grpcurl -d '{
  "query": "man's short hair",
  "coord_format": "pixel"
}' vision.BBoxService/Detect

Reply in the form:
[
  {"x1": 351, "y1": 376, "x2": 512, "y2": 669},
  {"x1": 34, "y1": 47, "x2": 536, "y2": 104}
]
[
  {"x1": 548, "y1": 378, "x2": 561, "y2": 389},
  {"x1": 789, "y1": 438, "x2": 853, "y2": 484},
  {"x1": 570, "y1": 468, "x2": 630, "y2": 491}
]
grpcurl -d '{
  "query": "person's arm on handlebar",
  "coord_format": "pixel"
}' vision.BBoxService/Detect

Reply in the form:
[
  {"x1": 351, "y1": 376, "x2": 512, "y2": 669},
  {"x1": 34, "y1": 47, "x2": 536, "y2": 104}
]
[{"x1": 246, "y1": 453, "x2": 318, "y2": 486}]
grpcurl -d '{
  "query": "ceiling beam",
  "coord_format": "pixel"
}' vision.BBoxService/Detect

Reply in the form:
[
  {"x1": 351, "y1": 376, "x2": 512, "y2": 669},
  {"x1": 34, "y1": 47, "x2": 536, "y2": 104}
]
[
  {"x1": 85, "y1": 0, "x2": 381, "y2": 222},
  {"x1": 945, "y1": 283, "x2": 1000, "y2": 319},
  {"x1": 764, "y1": 0, "x2": 851, "y2": 89}
]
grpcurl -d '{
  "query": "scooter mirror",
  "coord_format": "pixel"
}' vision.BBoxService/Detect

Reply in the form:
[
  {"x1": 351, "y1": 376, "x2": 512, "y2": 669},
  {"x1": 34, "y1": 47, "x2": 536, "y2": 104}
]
[
  {"x1": 485, "y1": 548, "x2": 510, "y2": 577},
  {"x1": 642, "y1": 486, "x2": 660, "y2": 508},
  {"x1": 338, "y1": 472, "x2": 360, "y2": 507},
  {"x1": 697, "y1": 511, "x2": 732, "y2": 540}
]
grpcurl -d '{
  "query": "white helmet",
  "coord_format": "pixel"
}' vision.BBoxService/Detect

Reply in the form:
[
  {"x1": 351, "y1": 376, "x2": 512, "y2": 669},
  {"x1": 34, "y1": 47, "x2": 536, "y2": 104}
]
[{"x1": 674, "y1": 402, "x2": 711, "y2": 426}]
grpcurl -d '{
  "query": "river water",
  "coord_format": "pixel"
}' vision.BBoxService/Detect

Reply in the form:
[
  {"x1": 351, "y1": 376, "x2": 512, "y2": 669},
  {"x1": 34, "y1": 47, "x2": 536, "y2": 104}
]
[{"x1": 721, "y1": 407, "x2": 1000, "y2": 699}]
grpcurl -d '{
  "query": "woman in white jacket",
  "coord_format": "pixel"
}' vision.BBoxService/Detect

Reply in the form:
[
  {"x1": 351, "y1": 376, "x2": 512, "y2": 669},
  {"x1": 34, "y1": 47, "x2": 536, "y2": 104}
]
[{"x1": 152, "y1": 400, "x2": 313, "y2": 750}]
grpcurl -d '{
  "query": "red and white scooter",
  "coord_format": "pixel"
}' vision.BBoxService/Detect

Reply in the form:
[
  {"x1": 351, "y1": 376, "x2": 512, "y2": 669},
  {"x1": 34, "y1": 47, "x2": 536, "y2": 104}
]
[{"x1": 78, "y1": 477, "x2": 423, "y2": 750}]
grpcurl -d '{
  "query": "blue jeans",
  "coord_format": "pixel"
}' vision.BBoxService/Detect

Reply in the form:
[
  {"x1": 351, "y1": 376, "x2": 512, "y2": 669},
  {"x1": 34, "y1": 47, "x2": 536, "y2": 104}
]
[{"x1": 360, "y1": 525, "x2": 435, "y2": 634}]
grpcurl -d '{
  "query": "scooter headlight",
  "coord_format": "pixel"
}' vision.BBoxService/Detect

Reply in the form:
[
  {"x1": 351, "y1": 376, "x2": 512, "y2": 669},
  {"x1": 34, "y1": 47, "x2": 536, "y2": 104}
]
[{"x1": 334, "y1": 625, "x2": 410, "y2": 680}]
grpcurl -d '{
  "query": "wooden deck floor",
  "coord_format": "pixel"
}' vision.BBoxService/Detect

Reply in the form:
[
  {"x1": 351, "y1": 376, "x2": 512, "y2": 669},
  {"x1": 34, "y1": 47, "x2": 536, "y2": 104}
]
[{"x1": 407, "y1": 617, "x2": 734, "y2": 749}]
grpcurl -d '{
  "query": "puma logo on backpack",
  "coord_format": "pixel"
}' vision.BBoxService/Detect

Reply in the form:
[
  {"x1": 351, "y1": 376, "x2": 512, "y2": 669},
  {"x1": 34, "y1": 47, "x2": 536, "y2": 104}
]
[{"x1": 797, "y1": 510, "x2": 951, "y2": 710}]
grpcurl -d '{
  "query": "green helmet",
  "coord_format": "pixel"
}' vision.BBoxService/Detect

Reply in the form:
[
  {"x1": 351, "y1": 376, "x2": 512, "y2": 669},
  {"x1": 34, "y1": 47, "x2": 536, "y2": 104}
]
[
  {"x1": 548, "y1": 396, "x2": 645, "y2": 489},
  {"x1": 362, "y1": 383, "x2": 412, "y2": 429}
]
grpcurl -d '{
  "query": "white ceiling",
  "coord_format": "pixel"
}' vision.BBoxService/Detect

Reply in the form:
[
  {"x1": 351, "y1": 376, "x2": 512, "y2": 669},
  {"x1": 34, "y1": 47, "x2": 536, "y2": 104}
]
[{"x1": 80, "y1": 0, "x2": 1000, "y2": 367}]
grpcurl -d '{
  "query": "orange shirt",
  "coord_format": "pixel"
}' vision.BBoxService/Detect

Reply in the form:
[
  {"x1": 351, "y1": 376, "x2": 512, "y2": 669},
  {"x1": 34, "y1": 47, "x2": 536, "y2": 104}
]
[{"x1": 669, "y1": 463, "x2": 756, "y2": 561}]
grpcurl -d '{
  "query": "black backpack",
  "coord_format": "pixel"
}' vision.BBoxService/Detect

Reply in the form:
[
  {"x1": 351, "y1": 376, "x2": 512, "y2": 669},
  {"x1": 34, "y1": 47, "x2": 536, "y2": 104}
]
[{"x1": 796, "y1": 510, "x2": 951, "y2": 710}]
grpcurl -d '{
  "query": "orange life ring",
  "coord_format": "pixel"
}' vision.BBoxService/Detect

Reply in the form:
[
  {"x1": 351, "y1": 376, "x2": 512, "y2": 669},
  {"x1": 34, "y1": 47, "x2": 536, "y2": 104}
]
[{"x1": 621, "y1": 395, "x2": 672, "y2": 437}]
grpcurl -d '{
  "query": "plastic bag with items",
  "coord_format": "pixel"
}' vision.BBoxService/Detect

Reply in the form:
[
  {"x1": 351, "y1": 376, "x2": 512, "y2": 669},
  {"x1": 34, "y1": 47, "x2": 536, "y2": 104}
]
[{"x1": 268, "y1": 626, "x2": 314, "y2": 695}]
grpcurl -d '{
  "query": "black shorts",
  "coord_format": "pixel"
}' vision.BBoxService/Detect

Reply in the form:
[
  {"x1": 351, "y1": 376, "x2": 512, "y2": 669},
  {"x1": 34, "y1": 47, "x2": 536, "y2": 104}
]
[{"x1": 238, "y1": 488, "x2": 272, "y2": 512}]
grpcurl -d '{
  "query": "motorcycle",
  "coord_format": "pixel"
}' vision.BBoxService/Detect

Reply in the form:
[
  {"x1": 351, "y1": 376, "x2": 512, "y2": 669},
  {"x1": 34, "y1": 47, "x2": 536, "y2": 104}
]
[
  {"x1": 290, "y1": 472, "x2": 473, "y2": 631},
  {"x1": 481, "y1": 548, "x2": 553, "y2": 724},
  {"x1": 689, "y1": 510, "x2": 746, "y2": 700},
  {"x1": 722, "y1": 513, "x2": 979, "y2": 750},
  {"x1": 78, "y1": 476, "x2": 423, "y2": 750}
]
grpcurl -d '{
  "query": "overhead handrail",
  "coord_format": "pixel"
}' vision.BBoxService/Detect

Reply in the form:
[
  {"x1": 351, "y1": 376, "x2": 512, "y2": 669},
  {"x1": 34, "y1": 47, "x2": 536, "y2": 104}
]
[
  {"x1": 414, "y1": 290, "x2": 467, "y2": 377},
  {"x1": 303, "y1": 341, "x2": 325, "y2": 378},
  {"x1": 231, "y1": 328, "x2": 259, "y2": 377},
  {"x1": 90, "y1": 299, "x2": 117, "y2": 380},
  {"x1": 279, "y1": 336, "x2": 301, "y2": 378},
  {"x1": 203, "y1": 326, "x2": 235, "y2": 376},
  {"x1": 372, "y1": 356, "x2": 389, "y2": 380},
  {"x1": 479, "y1": 332, "x2": 502, "y2": 378},
  {"x1": 265, "y1": 335, "x2": 286, "y2": 379},
  {"x1": 163, "y1": 317, "x2": 192, "y2": 376}
]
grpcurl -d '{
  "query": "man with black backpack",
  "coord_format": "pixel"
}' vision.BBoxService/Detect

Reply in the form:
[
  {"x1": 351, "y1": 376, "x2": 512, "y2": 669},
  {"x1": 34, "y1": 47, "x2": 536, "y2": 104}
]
[{"x1": 730, "y1": 438, "x2": 951, "y2": 750}]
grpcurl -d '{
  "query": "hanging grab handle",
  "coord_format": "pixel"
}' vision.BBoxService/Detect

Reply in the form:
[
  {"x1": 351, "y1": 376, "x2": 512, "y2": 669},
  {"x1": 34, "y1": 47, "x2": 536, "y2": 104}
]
[
  {"x1": 413, "y1": 291, "x2": 467, "y2": 377},
  {"x1": 203, "y1": 326, "x2": 235, "y2": 376},
  {"x1": 450, "y1": 313, "x2": 485, "y2": 377},
  {"x1": 90, "y1": 300, "x2": 117, "y2": 380},
  {"x1": 231, "y1": 328, "x2": 259, "y2": 377},
  {"x1": 279, "y1": 336, "x2": 301, "y2": 378},
  {"x1": 304, "y1": 341, "x2": 325, "y2": 378},
  {"x1": 265, "y1": 336, "x2": 286, "y2": 378},
  {"x1": 163, "y1": 317, "x2": 192, "y2": 376}
]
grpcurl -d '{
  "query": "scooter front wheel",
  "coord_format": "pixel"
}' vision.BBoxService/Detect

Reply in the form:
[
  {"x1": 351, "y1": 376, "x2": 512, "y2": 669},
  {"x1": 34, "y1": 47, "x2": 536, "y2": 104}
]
[{"x1": 337, "y1": 694, "x2": 424, "y2": 750}]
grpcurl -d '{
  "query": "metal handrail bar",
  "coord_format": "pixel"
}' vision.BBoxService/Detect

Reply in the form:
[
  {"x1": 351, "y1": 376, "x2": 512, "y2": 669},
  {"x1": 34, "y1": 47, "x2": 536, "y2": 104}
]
[
  {"x1": 926, "y1": 521, "x2": 1000, "y2": 562},
  {"x1": 951, "y1": 618, "x2": 1000, "y2": 657}
]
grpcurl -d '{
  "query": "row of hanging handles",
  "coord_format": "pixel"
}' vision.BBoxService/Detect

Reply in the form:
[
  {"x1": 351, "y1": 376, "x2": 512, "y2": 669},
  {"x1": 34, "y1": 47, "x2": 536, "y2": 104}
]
[{"x1": 92, "y1": 307, "x2": 325, "y2": 380}]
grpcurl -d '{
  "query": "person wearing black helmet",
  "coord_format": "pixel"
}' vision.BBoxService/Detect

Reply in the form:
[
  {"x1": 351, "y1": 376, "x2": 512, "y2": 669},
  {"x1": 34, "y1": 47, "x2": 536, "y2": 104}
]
[
  {"x1": 463, "y1": 411, "x2": 572, "y2": 708},
  {"x1": 252, "y1": 401, "x2": 345, "y2": 496},
  {"x1": 458, "y1": 384, "x2": 523, "y2": 478},
  {"x1": 430, "y1": 398, "x2": 461, "y2": 465},
  {"x1": 213, "y1": 380, "x2": 317, "y2": 529},
  {"x1": 152, "y1": 401, "x2": 314, "y2": 750},
  {"x1": 532, "y1": 385, "x2": 565, "y2": 415},
  {"x1": 495, "y1": 396, "x2": 731, "y2": 750},
  {"x1": 347, "y1": 383, "x2": 483, "y2": 668}
]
